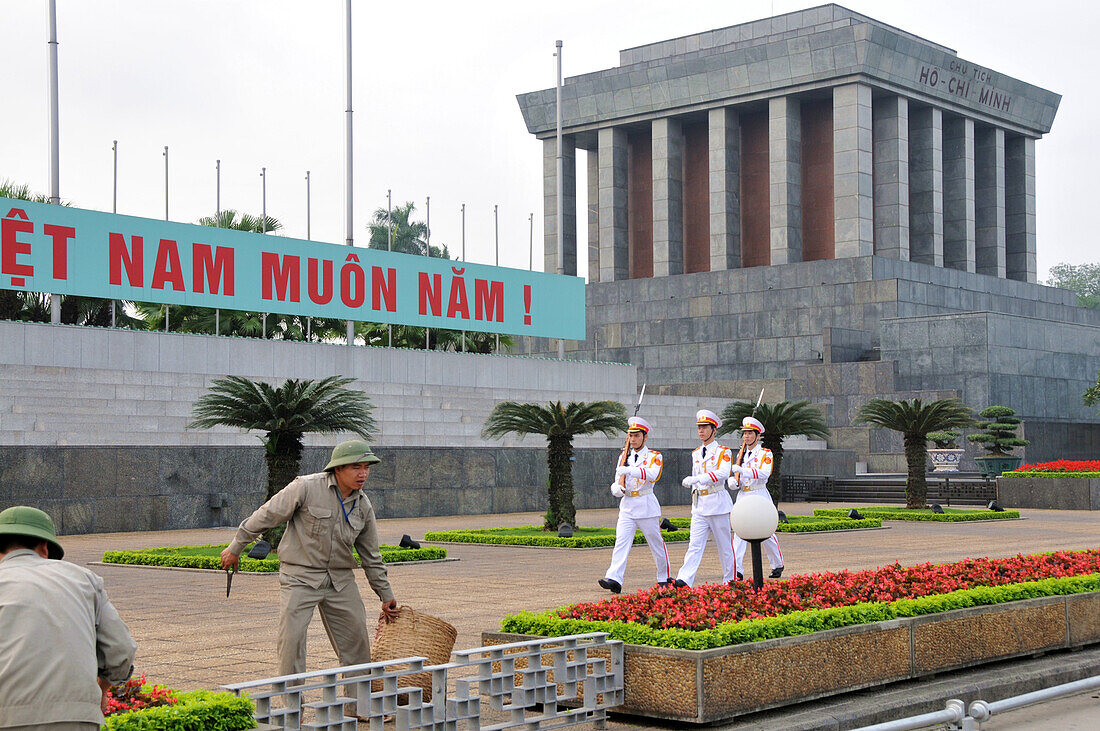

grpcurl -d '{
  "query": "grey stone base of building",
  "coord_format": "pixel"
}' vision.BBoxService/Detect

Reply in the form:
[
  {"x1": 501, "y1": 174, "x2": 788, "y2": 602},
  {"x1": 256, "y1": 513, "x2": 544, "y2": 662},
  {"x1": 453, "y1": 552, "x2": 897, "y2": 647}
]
[
  {"x1": 0, "y1": 445, "x2": 855, "y2": 535},
  {"x1": 996, "y1": 477, "x2": 1100, "y2": 511}
]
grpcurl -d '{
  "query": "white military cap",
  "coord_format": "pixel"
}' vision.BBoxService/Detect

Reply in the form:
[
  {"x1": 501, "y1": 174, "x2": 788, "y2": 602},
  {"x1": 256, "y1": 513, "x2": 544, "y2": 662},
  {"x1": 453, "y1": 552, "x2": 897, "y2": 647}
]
[
  {"x1": 741, "y1": 416, "x2": 765, "y2": 434},
  {"x1": 695, "y1": 409, "x2": 721, "y2": 429},
  {"x1": 627, "y1": 416, "x2": 651, "y2": 434}
]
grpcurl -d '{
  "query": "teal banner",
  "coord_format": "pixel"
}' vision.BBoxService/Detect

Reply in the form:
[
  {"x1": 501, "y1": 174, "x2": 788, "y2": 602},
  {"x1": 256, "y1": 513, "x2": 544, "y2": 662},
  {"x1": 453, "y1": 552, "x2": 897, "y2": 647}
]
[{"x1": 0, "y1": 197, "x2": 585, "y2": 339}]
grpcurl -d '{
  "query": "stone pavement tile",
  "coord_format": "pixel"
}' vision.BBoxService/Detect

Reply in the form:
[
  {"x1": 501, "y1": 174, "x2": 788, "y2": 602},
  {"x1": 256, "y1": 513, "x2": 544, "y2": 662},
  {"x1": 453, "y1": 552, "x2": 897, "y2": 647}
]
[{"x1": 52, "y1": 503, "x2": 1100, "y2": 705}]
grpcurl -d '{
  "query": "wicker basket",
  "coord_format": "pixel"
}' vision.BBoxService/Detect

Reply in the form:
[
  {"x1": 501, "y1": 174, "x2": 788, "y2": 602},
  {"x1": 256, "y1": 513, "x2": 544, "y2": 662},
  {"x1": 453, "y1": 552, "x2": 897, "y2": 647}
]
[{"x1": 372, "y1": 606, "x2": 457, "y2": 701}]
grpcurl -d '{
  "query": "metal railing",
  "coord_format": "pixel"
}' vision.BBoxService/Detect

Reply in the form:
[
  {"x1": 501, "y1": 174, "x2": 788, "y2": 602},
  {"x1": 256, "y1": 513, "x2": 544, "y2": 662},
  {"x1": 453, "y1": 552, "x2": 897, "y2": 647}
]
[
  {"x1": 223, "y1": 632, "x2": 623, "y2": 730},
  {"x1": 853, "y1": 673, "x2": 1100, "y2": 730}
]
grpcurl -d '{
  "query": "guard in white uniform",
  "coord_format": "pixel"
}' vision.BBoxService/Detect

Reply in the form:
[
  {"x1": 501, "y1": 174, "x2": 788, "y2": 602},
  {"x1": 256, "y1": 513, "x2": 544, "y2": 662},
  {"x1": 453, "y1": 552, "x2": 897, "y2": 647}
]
[
  {"x1": 729, "y1": 416, "x2": 785, "y2": 579},
  {"x1": 599, "y1": 417, "x2": 671, "y2": 593},
  {"x1": 673, "y1": 410, "x2": 737, "y2": 587}
]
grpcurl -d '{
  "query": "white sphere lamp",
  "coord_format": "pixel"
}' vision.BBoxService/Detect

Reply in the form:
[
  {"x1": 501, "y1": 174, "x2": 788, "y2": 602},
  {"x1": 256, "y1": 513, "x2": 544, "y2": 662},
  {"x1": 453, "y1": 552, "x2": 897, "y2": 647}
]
[{"x1": 730, "y1": 496, "x2": 779, "y2": 540}]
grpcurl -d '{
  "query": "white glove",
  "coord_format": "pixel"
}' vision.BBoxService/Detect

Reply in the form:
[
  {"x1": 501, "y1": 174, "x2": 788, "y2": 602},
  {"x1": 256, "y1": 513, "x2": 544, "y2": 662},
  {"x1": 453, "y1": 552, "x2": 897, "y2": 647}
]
[
  {"x1": 616, "y1": 465, "x2": 642, "y2": 479},
  {"x1": 681, "y1": 476, "x2": 695, "y2": 488},
  {"x1": 610, "y1": 483, "x2": 625, "y2": 498},
  {"x1": 729, "y1": 464, "x2": 744, "y2": 476},
  {"x1": 727, "y1": 475, "x2": 739, "y2": 489}
]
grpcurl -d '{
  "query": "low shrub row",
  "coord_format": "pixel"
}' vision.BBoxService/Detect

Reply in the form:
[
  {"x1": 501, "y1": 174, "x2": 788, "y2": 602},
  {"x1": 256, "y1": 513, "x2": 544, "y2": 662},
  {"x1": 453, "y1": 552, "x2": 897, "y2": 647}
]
[
  {"x1": 103, "y1": 688, "x2": 255, "y2": 730},
  {"x1": 102, "y1": 543, "x2": 446, "y2": 571},
  {"x1": 422, "y1": 528, "x2": 689, "y2": 548},
  {"x1": 666, "y1": 516, "x2": 883, "y2": 533},
  {"x1": 502, "y1": 574, "x2": 1100, "y2": 650},
  {"x1": 813, "y1": 507, "x2": 1019, "y2": 522},
  {"x1": 1002, "y1": 471, "x2": 1100, "y2": 478}
]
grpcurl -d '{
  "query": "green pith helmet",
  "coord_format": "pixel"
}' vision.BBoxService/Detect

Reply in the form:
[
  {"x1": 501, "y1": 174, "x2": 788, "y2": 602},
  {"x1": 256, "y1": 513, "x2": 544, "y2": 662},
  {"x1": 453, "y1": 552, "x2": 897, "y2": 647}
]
[
  {"x1": 324, "y1": 439, "x2": 381, "y2": 471},
  {"x1": 0, "y1": 506, "x2": 64, "y2": 560}
]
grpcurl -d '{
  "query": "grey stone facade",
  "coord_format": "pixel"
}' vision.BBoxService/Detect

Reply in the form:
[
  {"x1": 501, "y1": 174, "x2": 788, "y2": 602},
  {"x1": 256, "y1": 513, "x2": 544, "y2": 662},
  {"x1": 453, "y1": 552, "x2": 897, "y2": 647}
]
[{"x1": 1, "y1": 444, "x2": 854, "y2": 535}]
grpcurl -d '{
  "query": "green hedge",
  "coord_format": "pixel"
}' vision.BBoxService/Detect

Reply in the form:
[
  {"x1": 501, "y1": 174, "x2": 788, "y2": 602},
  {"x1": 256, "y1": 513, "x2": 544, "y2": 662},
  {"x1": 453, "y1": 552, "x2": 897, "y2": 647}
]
[
  {"x1": 1001, "y1": 471, "x2": 1100, "y2": 478},
  {"x1": 102, "y1": 543, "x2": 446, "y2": 571},
  {"x1": 813, "y1": 507, "x2": 1020, "y2": 522},
  {"x1": 103, "y1": 689, "x2": 255, "y2": 730},
  {"x1": 423, "y1": 528, "x2": 690, "y2": 548},
  {"x1": 666, "y1": 516, "x2": 882, "y2": 532},
  {"x1": 501, "y1": 574, "x2": 1100, "y2": 650}
]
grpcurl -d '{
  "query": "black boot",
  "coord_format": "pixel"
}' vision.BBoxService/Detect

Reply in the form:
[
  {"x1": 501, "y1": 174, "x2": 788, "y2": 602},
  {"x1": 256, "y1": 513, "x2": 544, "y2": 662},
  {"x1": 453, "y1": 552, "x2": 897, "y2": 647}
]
[
  {"x1": 673, "y1": 579, "x2": 688, "y2": 588},
  {"x1": 769, "y1": 566, "x2": 784, "y2": 579},
  {"x1": 598, "y1": 578, "x2": 622, "y2": 593}
]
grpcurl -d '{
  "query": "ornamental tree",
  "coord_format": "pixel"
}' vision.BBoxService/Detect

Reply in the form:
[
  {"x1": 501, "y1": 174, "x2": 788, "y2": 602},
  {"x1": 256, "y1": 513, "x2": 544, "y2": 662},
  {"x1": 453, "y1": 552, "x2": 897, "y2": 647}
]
[
  {"x1": 482, "y1": 400, "x2": 627, "y2": 529},
  {"x1": 966, "y1": 405, "x2": 1029, "y2": 456}
]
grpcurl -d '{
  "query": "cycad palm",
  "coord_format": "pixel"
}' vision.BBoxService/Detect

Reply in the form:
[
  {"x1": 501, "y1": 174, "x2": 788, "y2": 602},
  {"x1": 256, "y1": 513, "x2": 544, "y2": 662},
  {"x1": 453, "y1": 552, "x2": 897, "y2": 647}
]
[
  {"x1": 854, "y1": 397, "x2": 975, "y2": 508},
  {"x1": 188, "y1": 376, "x2": 377, "y2": 506},
  {"x1": 198, "y1": 209, "x2": 282, "y2": 234},
  {"x1": 719, "y1": 400, "x2": 830, "y2": 502},
  {"x1": 483, "y1": 401, "x2": 627, "y2": 528}
]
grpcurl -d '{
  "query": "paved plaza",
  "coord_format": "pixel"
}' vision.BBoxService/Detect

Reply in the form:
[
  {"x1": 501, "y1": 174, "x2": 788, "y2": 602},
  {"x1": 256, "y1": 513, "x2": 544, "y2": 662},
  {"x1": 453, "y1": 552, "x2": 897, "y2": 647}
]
[{"x1": 61, "y1": 501, "x2": 1100, "y2": 727}]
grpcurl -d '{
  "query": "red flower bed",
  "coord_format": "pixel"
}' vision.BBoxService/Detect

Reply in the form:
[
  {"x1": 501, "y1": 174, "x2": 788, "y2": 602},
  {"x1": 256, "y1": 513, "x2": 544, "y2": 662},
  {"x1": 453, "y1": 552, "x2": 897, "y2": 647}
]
[
  {"x1": 559, "y1": 550, "x2": 1100, "y2": 631},
  {"x1": 104, "y1": 673, "x2": 178, "y2": 716},
  {"x1": 1015, "y1": 459, "x2": 1100, "y2": 473}
]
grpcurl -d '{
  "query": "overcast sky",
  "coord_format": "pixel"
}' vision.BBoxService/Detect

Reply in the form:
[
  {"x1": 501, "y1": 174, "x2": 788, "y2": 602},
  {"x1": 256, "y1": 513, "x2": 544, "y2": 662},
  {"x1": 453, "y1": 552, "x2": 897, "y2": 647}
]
[{"x1": 2, "y1": 1, "x2": 1096, "y2": 280}]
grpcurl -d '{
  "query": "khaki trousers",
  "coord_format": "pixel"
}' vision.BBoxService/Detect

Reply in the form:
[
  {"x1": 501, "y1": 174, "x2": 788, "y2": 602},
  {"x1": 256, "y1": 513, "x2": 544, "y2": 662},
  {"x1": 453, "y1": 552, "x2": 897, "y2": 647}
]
[{"x1": 278, "y1": 572, "x2": 371, "y2": 676}]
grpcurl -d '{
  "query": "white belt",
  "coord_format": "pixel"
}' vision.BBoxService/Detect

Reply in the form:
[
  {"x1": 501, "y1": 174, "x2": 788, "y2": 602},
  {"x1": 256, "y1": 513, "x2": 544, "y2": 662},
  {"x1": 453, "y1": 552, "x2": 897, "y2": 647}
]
[
  {"x1": 696, "y1": 488, "x2": 713, "y2": 496},
  {"x1": 627, "y1": 487, "x2": 654, "y2": 498}
]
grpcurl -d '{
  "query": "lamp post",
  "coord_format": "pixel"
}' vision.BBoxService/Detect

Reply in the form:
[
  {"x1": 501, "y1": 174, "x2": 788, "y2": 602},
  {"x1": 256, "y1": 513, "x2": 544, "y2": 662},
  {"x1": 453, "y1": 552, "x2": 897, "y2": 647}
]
[
  {"x1": 343, "y1": 0, "x2": 354, "y2": 346},
  {"x1": 730, "y1": 493, "x2": 779, "y2": 591},
  {"x1": 461, "y1": 203, "x2": 466, "y2": 353},
  {"x1": 425, "y1": 195, "x2": 431, "y2": 351},
  {"x1": 215, "y1": 159, "x2": 221, "y2": 335},
  {"x1": 47, "y1": 0, "x2": 61, "y2": 323},
  {"x1": 555, "y1": 39, "x2": 564, "y2": 361}
]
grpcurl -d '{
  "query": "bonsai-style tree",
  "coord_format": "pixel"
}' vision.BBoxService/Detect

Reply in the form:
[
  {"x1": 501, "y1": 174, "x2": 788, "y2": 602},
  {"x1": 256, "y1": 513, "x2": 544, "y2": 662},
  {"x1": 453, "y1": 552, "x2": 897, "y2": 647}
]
[
  {"x1": 189, "y1": 376, "x2": 377, "y2": 544},
  {"x1": 966, "y1": 405, "x2": 1029, "y2": 455},
  {"x1": 1086, "y1": 371, "x2": 1100, "y2": 412},
  {"x1": 926, "y1": 431, "x2": 961, "y2": 449},
  {"x1": 482, "y1": 400, "x2": 627, "y2": 529},
  {"x1": 718, "y1": 400, "x2": 830, "y2": 503},
  {"x1": 854, "y1": 398, "x2": 975, "y2": 509}
]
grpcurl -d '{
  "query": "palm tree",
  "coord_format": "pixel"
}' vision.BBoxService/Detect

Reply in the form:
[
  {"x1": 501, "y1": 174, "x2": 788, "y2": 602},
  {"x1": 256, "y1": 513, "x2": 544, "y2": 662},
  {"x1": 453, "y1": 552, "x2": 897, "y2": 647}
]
[
  {"x1": 198, "y1": 209, "x2": 283, "y2": 235},
  {"x1": 188, "y1": 375, "x2": 377, "y2": 540},
  {"x1": 482, "y1": 401, "x2": 627, "y2": 529},
  {"x1": 854, "y1": 397, "x2": 975, "y2": 509},
  {"x1": 367, "y1": 201, "x2": 451, "y2": 259},
  {"x1": 719, "y1": 400, "x2": 830, "y2": 503}
]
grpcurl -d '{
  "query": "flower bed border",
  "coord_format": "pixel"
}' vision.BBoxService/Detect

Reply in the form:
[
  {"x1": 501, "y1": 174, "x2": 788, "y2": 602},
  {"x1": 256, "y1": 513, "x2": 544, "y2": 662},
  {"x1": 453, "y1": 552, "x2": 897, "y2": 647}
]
[
  {"x1": 424, "y1": 517, "x2": 882, "y2": 548},
  {"x1": 102, "y1": 543, "x2": 447, "y2": 572},
  {"x1": 813, "y1": 507, "x2": 1020, "y2": 522},
  {"x1": 488, "y1": 580, "x2": 1100, "y2": 723},
  {"x1": 103, "y1": 688, "x2": 255, "y2": 730}
]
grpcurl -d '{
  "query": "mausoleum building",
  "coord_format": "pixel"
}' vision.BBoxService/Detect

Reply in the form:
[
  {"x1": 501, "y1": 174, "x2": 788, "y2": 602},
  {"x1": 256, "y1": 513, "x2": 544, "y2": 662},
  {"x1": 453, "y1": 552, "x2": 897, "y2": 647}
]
[{"x1": 518, "y1": 4, "x2": 1100, "y2": 470}]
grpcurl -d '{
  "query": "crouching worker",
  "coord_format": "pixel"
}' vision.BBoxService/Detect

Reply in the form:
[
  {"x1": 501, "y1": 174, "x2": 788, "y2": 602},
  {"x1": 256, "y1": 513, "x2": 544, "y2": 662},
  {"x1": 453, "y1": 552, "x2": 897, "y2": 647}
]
[
  {"x1": 221, "y1": 440, "x2": 400, "y2": 676},
  {"x1": 0, "y1": 506, "x2": 136, "y2": 731},
  {"x1": 599, "y1": 417, "x2": 671, "y2": 593}
]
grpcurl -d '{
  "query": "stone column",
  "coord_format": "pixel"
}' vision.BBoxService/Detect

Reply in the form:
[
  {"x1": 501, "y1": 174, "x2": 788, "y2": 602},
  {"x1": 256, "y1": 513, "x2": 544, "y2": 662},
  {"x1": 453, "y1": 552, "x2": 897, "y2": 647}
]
[
  {"x1": 587, "y1": 149, "x2": 600, "y2": 282},
  {"x1": 543, "y1": 136, "x2": 577, "y2": 275},
  {"x1": 652, "y1": 118, "x2": 684, "y2": 277},
  {"x1": 598, "y1": 127, "x2": 629, "y2": 281},
  {"x1": 975, "y1": 126, "x2": 1006, "y2": 278},
  {"x1": 709, "y1": 107, "x2": 741, "y2": 270},
  {"x1": 872, "y1": 95, "x2": 909, "y2": 260},
  {"x1": 943, "y1": 116, "x2": 976, "y2": 272},
  {"x1": 1005, "y1": 136, "x2": 1037, "y2": 283},
  {"x1": 834, "y1": 83, "x2": 874, "y2": 258},
  {"x1": 908, "y1": 106, "x2": 943, "y2": 266},
  {"x1": 769, "y1": 95, "x2": 802, "y2": 264}
]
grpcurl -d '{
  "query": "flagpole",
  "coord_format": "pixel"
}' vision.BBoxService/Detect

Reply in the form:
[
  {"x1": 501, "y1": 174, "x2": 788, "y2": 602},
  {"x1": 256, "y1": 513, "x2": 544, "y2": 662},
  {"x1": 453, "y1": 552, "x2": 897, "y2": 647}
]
[
  {"x1": 48, "y1": 0, "x2": 61, "y2": 323},
  {"x1": 344, "y1": 0, "x2": 355, "y2": 346}
]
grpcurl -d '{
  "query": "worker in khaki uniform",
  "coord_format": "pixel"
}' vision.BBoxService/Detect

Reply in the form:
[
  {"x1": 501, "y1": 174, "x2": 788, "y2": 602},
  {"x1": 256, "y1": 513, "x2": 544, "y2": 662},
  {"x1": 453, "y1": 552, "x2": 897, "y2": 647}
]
[
  {"x1": 673, "y1": 410, "x2": 737, "y2": 587},
  {"x1": 0, "y1": 506, "x2": 136, "y2": 731},
  {"x1": 728, "y1": 417, "x2": 785, "y2": 579},
  {"x1": 221, "y1": 440, "x2": 399, "y2": 676},
  {"x1": 598, "y1": 416, "x2": 670, "y2": 593}
]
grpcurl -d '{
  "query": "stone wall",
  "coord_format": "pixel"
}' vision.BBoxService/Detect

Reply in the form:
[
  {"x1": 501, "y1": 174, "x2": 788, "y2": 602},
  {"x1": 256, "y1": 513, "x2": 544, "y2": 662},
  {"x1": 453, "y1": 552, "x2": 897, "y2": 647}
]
[{"x1": 0, "y1": 444, "x2": 855, "y2": 535}]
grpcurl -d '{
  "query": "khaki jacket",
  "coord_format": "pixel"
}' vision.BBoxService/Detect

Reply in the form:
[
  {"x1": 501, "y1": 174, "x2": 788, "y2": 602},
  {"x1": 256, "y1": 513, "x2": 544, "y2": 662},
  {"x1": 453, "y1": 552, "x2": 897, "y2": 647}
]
[
  {"x1": 0, "y1": 550, "x2": 136, "y2": 728},
  {"x1": 229, "y1": 472, "x2": 394, "y2": 602}
]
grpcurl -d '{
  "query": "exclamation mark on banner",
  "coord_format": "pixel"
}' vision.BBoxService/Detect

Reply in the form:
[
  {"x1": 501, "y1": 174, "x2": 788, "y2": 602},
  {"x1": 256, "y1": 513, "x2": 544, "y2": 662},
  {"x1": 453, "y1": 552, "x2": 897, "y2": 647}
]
[{"x1": 523, "y1": 285, "x2": 532, "y2": 325}]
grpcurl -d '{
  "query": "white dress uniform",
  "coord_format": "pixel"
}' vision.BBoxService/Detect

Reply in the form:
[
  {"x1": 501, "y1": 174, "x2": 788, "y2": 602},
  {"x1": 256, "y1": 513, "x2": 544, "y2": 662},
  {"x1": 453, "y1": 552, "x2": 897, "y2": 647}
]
[
  {"x1": 602, "y1": 418, "x2": 670, "y2": 589},
  {"x1": 675, "y1": 437, "x2": 737, "y2": 586},
  {"x1": 730, "y1": 439, "x2": 784, "y2": 573}
]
